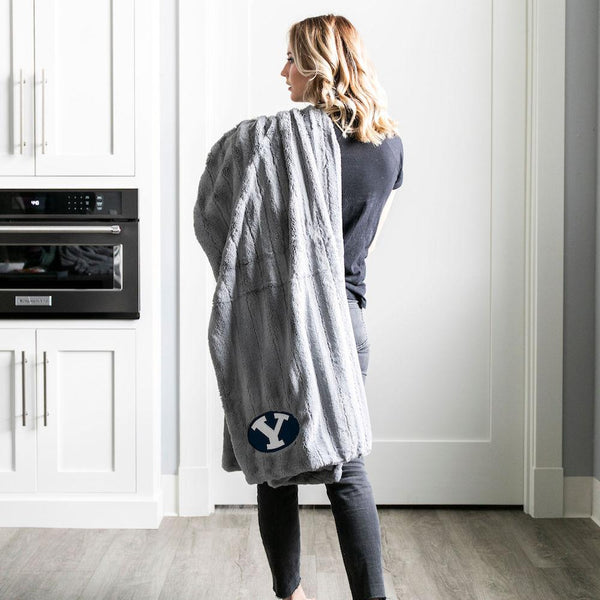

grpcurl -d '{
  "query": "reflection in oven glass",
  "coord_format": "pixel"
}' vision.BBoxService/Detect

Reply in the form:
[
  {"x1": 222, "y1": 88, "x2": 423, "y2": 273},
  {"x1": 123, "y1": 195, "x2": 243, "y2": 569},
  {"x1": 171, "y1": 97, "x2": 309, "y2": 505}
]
[{"x1": 0, "y1": 245, "x2": 122, "y2": 289}]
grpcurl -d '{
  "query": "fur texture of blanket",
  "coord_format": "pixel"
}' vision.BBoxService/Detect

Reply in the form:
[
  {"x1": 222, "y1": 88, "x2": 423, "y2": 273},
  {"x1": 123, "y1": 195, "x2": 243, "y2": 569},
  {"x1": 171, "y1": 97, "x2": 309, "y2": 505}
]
[{"x1": 193, "y1": 104, "x2": 372, "y2": 487}]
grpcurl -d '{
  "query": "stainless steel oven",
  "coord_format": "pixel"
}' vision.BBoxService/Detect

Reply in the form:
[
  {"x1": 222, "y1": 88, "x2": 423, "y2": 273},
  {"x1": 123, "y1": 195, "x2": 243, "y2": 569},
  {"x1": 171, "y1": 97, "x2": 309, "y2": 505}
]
[{"x1": 0, "y1": 189, "x2": 139, "y2": 319}]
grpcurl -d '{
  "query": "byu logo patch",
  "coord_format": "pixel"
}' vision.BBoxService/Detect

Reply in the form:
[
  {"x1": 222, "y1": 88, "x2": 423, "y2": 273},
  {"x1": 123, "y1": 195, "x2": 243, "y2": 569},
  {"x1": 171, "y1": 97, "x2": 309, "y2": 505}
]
[{"x1": 248, "y1": 410, "x2": 300, "y2": 453}]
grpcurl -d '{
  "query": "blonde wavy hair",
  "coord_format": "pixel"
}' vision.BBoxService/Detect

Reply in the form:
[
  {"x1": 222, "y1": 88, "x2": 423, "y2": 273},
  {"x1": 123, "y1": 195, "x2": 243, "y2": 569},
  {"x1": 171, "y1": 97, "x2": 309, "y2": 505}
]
[{"x1": 288, "y1": 14, "x2": 400, "y2": 145}]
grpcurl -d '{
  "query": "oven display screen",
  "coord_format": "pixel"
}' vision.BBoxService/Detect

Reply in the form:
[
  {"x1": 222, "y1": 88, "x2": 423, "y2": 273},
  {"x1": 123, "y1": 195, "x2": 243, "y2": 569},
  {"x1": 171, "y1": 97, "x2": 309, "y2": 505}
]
[
  {"x1": 19, "y1": 194, "x2": 47, "y2": 213},
  {"x1": 0, "y1": 245, "x2": 123, "y2": 290},
  {"x1": 0, "y1": 191, "x2": 123, "y2": 215}
]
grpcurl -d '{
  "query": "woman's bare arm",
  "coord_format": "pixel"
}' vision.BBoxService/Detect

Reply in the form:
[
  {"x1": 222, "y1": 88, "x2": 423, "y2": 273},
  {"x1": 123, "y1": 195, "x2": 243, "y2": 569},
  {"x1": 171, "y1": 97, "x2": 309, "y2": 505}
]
[{"x1": 367, "y1": 189, "x2": 396, "y2": 257}]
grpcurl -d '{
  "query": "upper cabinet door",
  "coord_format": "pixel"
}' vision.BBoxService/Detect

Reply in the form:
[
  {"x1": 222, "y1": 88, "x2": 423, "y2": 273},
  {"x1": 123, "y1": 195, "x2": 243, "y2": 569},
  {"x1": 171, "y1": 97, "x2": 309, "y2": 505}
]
[
  {"x1": 34, "y1": 0, "x2": 135, "y2": 176},
  {"x1": 0, "y1": 0, "x2": 35, "y2": 176}
]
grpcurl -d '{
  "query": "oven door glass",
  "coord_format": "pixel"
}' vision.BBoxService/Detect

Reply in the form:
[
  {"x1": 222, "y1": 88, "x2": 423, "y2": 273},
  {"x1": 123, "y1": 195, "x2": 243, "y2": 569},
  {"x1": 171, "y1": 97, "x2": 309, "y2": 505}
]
[{"x1": 0, "y1": 244, "x2": 123, "y2": 290}]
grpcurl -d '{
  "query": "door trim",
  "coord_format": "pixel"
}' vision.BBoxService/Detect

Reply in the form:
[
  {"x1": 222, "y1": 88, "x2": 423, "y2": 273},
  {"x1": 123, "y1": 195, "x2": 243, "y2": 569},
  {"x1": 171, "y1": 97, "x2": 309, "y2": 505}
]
[
  {"x1": 522, "y1": 0, "x2": 566, "y2": 517},
  {"x1": 177, "y1": 0, "x2": 566, "y2": 517}
]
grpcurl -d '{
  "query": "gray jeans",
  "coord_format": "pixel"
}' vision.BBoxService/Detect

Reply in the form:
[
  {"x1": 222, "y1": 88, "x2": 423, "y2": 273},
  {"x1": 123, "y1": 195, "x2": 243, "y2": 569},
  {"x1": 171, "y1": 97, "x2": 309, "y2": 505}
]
[{"x1": 256, "y1": 298, "x2": 386, "y2": 600}]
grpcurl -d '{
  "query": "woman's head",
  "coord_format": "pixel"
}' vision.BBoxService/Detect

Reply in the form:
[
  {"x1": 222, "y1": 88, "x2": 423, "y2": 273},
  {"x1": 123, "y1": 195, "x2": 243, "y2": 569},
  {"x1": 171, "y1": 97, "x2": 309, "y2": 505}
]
[{"x1": 280, "y1": 14, "x2": 399, "y2": 145}]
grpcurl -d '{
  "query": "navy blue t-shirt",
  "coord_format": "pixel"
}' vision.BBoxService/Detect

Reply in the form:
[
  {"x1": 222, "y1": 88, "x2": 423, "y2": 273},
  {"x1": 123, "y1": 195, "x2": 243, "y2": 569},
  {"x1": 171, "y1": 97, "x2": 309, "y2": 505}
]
[{"x1": 333, "y1": 124, "x2": 404, "y2": 308}]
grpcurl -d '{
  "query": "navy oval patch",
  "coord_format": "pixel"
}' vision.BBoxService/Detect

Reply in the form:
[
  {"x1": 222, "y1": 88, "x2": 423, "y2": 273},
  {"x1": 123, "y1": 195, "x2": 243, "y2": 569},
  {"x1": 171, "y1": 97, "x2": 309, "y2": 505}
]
[{"x1": 248, "y1": 410, "x2": 300, "y2": 453}]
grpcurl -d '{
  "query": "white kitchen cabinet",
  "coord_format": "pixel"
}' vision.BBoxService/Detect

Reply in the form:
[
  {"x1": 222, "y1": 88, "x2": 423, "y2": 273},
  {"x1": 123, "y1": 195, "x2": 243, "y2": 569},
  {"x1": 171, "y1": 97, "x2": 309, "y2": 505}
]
[
  {"x1": 0, "y1": 0, "x2": 135, "y2": 176},
  {"x1": 0, "y1": 328, "x2": 136, "y2": 494}
]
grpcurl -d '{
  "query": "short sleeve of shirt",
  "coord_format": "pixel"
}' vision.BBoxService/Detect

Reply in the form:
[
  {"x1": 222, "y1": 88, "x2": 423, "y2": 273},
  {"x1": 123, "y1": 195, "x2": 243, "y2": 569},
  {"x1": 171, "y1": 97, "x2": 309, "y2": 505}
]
[{"x1": 392, "y1": 137, "x2": 404, "y2": 189}]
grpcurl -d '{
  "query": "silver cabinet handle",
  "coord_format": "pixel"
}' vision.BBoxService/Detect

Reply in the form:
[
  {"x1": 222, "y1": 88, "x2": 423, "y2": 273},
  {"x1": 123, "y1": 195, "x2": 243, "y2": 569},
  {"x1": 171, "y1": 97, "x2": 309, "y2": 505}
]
[
  {"x1": 19, "y1": 68, "x2": 26, "y2": 154},
  {"x1": 41, "y1": 68, "x2": 47, "y2": 154},
  {"x1": 21, "y1": 351, "x2": 28, "y2": 426},
  {"x1": 43, "y1": 351, "x2": 48, "y2": 426},
  {"x1": 0, "y1": 225, "x2": 121, "y2": 234}
]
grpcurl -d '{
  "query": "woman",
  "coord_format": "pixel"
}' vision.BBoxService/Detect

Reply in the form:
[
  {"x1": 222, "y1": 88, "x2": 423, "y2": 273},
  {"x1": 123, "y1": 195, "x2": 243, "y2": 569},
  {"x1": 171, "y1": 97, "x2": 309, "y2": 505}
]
[{"x1": 256, "y1": 14, "x2": 404, "y2": 600}]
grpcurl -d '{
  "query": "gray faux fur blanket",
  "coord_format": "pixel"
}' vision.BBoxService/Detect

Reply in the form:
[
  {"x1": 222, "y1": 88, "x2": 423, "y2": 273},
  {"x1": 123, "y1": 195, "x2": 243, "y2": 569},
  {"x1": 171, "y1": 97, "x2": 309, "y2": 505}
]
[{"x1": 193, "y1": 104, "x2": 372, "y2": 488}]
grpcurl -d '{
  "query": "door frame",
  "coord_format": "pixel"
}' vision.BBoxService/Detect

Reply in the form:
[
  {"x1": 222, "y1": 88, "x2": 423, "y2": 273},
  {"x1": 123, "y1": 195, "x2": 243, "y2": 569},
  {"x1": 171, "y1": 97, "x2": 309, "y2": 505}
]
[{"x1": 177, "y1": 0, "x2": 566, "y2": 517}]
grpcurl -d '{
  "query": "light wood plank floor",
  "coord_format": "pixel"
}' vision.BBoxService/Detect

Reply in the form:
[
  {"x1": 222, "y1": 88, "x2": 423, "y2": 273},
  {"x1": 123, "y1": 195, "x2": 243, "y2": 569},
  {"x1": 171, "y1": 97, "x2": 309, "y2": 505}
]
[{"x1": 0, "y1": 506, "x2": 599, "y2": 600}]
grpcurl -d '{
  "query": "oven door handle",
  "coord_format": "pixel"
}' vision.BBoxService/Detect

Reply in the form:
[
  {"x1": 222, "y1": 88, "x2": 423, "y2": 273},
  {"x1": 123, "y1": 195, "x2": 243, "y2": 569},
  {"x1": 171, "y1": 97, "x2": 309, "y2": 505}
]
[{"x1": 0, "y1": 225, "x2": 122, "y2": 234}]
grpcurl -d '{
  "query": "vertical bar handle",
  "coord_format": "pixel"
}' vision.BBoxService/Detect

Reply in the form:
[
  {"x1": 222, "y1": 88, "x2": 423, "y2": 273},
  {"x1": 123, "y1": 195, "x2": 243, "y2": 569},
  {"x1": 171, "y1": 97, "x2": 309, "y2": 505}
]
[
  {"x1": 19, "y1": 69, "x2": 26, "y2": 154},
  {"x1": 21, "y1": 351, "x2": 27, "y2": 426},
  {"x1": 43, "y1": 351, "x2": 48, "y2": 426},
  {"x1": 41, "y1": 69, "x2": 47, "y2": 154}
]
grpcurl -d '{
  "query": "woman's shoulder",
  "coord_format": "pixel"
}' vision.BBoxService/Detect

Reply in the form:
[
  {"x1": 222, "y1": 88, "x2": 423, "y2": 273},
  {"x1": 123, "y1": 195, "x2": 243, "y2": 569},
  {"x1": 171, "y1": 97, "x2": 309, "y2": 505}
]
[{"x1": 386, "y1": 133, "x2": 403, "y2": 156}]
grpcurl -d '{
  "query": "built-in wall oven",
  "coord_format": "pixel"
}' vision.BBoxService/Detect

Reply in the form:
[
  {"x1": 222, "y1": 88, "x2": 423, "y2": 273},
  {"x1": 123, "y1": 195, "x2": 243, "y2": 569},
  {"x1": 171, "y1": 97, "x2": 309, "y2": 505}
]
[{"x1": 0, "y1": 189, "x2": 139, "y2": 319}]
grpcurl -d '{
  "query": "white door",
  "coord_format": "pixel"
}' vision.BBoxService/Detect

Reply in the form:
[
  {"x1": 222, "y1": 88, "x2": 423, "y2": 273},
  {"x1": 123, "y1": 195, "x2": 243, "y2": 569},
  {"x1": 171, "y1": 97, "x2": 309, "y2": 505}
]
[
  {"x1": 36, "y1": 329, "x2": 136, "y2": 493},
  {"x1": 207, "y1": 0, "x2": 526, "y2": 505},
  {"x1": 0, "y1": 0, "x2": 35, "y2": 176},
  {"x1": 33, "y1": 0, "x2": 135, "y2": 176}
]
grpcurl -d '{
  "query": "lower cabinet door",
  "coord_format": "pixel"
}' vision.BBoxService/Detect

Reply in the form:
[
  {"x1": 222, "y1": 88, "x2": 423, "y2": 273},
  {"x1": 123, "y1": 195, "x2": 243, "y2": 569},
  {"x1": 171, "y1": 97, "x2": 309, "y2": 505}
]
[
  {"x1": 0, "y1": 329, "x2": 36, "y2": 492},
  {"x1": 36, "y1": 329, "x2": 136, "y2": 493}
]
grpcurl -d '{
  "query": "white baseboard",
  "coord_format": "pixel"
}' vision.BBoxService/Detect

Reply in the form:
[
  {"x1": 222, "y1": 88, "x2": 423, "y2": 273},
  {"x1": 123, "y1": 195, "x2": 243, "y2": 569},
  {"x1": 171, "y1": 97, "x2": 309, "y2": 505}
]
[
  {"x1": 593, "y1": 477, "x2": 600, "y2": 528},
  {"x1": 0, "y1": 493, "x2": 163, "y2": 528},
  {"x1": 162, "y1": 469, "x2": 213, "y2": 517},
  {"x1": 162, "y1": 473, "x2": 600, "y2": 526},
  {"x1": 557, "y1": 476, "x2": 600, "y2": 525},
  {"x1": 563, "y1": 476, "x2": 593, "y2": 517}
]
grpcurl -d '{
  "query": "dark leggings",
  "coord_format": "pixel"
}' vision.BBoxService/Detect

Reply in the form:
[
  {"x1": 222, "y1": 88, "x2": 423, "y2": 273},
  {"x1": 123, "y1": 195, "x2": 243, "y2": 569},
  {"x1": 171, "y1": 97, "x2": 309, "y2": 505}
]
[{"x1": 256, "y1": 298, "x2": 386, "y2": 600}]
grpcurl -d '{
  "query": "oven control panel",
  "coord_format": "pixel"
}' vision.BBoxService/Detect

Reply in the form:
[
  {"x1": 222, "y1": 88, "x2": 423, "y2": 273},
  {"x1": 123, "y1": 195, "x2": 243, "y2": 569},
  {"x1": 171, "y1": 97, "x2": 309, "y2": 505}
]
[{"x1": 0, "y1": 190, "x2": 137, "y2": 219}]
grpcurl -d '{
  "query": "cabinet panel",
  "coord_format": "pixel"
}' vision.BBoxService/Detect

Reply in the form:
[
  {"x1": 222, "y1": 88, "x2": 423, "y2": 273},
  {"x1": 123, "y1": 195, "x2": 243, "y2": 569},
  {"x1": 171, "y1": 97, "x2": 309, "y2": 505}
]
[
  {"x1": 0, "y1": 0, "x2": 34, "y2": 175},
  {"x1": 36, "y1": 329, "x2": 136, "y2": 492},
  {"x1": 33, "y1": 0, "x2": 135, "y2": 175},
  {"x1": 0, "y1": 329, "x2": 36, "y2": 491}
]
